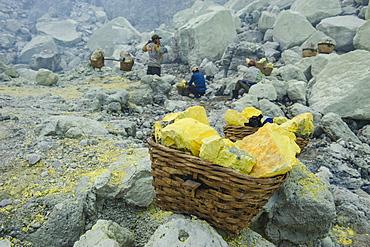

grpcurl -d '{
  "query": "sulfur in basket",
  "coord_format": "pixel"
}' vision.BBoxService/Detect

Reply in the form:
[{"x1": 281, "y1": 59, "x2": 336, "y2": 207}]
[
  {"x1": 302, "y1": 48, "x2": 317, "y2": 58},
  {"x1": 317, "y1": 43, "x2": 335, "y2": 54},
  {"x1": 90, "y1": 58, "x2": 104, "y2": 69},
  {"x1": 176, "y1": 85, "x2": 190, "y2": 96},
  {"x1": 120, "y1": 60, "x2": 134, "y2": 71},
  {"x1": 223, "y1": 125, "x2": 309, "y2": 153},
  {"x1": 147, "y1": 136, "x2": 289, "y2": 236}
]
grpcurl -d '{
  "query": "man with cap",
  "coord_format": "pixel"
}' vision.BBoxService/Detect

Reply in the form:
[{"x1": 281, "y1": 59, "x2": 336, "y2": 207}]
[
  {"x1": 229, "y1": 60, "x2": 263, "y2": 100},
  {"x1": 186, "y1": 67, "x2": 206, "y2": 99},
  {"x1": 142, "y1": 34, "x2": 164, "y2": 76}
]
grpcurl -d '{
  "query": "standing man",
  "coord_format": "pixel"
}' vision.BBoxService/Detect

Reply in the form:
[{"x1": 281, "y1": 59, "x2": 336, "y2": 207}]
[
  {"x1": 142, "y1": 34, "x2": 164, "y2": 76},
  {"x1": 186, "y1": 67, "x2": 206, "y2": 99}
]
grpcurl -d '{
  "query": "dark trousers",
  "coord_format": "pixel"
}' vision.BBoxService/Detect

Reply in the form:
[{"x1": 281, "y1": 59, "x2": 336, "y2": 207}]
[
  {"x1": 147, "y1": 66, "x2": 161, "y2": 76},
  {"x1": 234, "y1": 80, "x2": 250, "y2": 93},
  {"x1": 187, "y1": 85, "x2": 205, "y2": 98}
]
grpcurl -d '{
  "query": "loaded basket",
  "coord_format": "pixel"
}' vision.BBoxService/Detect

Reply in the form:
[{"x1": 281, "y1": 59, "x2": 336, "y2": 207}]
[
  {"x1": 176, "y1": 85, "x2": 190, "y2": 96},
  {"x1": 147, "y1": 136, "x2": 290, "y2": 236},
  {"x1": 90, "y1": 58, "x2": 104, "y2": 69},
  {"x1": 302, "y1": 48, "x2": 317, "y2": 58},
  {"x1": 317, "y1": 42, "x2": 335, "y2": 54},
  {"x1": 223, "y1": 125, "x2": 309, "y2": 152}
]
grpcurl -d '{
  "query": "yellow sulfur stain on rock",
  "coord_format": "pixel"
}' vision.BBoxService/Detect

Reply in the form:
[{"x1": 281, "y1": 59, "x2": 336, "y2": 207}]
[
  {"x1": 273, "y1": 116, "x2": 289, "y2": 125},
  {"x1": 161, "y1": 118, "x2": 219, "y2": 156},
  {"x1": 332, "y1": 225, "x2": 354, "y2": 245},
  {"x1": 225, "y1": 109, "x2": 249, "y2": 126},
  {"x1": 235, "y1": 123, "x2": 300, "y2": 177}
]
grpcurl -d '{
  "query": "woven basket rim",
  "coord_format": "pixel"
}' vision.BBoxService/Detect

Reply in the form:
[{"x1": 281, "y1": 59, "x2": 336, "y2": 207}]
[{"x1": 147, "y1": 136, "x2": 289, "y2": 182}]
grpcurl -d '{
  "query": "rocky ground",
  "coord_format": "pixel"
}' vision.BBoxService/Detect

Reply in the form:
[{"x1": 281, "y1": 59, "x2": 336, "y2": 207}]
[{"x1": 1, "y1": 63, "x2": 370, "y2": 247}]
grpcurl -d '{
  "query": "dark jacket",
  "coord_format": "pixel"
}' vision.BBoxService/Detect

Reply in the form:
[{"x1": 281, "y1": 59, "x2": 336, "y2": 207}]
[{"x1": 186, "y1": 71, "x2": 206, "y2": 93}]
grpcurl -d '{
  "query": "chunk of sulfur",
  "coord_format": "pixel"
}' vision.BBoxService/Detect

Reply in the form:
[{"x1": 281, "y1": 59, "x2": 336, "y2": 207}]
[
  {"x1": 153, "y1": 106, "x2": 210, "y2": 142},
  {"x1": 241, "y1": 107, "x2": 262, "y2": 120},
  {"x1": 225, "y1": 109, "x2": 249, "y2": 126},
  {"x1": 199, "y1": 135, "x2": 256, "y2": 175},
  {"x1": 235, "y1": 123, "x2": 300, "y2": 178},
  {"x1": 161, "y1": 118, "x2": 219, "y2": 156},
  {"x1": 280, "y1": 113, "x2": 314, "y2": 139}
]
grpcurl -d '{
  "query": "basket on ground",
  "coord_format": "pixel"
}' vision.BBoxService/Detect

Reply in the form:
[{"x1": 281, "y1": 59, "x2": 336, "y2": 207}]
[
  {"x1": 176, "y1": 85, "x2": 190, "y2": 96},
  {"x1": 223, "y1": 125, "x2": 309, "y2": 152},
  {"x1": 318, "y1": 43, "x2": 334, "y2": 54},
  {"x1": 302, "y1": 48, "x2": 317, "y2": 57},
  {"x1": 147, "y1": 136, "x2": 289, "y2": 236},
  {"x1": 90, "y1": 59, "x2": 104, "y2": 69}
]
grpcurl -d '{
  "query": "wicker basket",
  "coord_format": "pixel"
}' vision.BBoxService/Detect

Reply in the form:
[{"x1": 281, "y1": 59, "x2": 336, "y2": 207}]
[
  {"x1": 262, "y1": 67, "x2": 273, "y2": 76},
  {"x1": 120, "y1": 61, "x2": 134, "y2": 71},
  {"x1": 223, "y1": 125, "x2": 259, "y2": 142},
  {"x1": 176, "y1": 85, "x2": 190, "y2": 96},
  {"x1": 223, "y1": 125, "x2": 309, "y2": 152},
  {"x1": 318, "y1": 43, "x2": 334, "y2": 54},
  {"x1": 147, "y1": 137, "x2": 289, "y2": 236},
  {"x1": 302, "y1": 49, "x2": 317, "y2": 58},
  {"x1": 90, "y1": 59, "x2": 104, "y2": 69}
]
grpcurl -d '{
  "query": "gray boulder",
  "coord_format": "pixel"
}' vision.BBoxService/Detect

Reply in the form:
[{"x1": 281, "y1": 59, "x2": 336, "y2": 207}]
[
  {"x1": 37, "y1": 116, "x2": 109, "y2": 138},
  {"x1": 36, "y1": 19, "x2": 81, "y2": 46},
  {"x1": 0, "y1": 60, "x2": 19, "y2": 80},
  {"x1": 251, "y1": 162, "x2": 336, "y2": 245},
  {"x1": 273, "y1": 10, "x2": 316, "y2": 51},
  {"x1": 353, "y1": 20, "x2": 370, "y2": 51},
  {"x1": 83, "y1": 87, "x2": 131, "y2": 113},
  {"x1": 258, "y1": 99, "x2": 285, "y2": 119},
  {"x1": 145, "y1": 218, "x2": 228, "y2": 247},
  {"x1": 308, "y1": 50, "x2": 370, "y2": 120},
  {"x1": 278, "y1": 64, "x2": 307, "y2": 82},
  {"x1": 30, "y1": 50, "x2": 63, "y2": 72},
  {"x1": 35, "y1": 68, "x2": 59, "y2": 86},
  {"x1": 286, "y1": 80, "x2": 307, "y2": 105},
  {"x1": 291, "y1": 0, "x2": 342, "y2": 25},
  {"x1": 30, "y1": 199, "x2": 85, "y2": 247},
  {"x1": 320, "y1": 112, "x2": 361, "y2": 144},
  {"x1": 249, "y1": 83, "x2": 277, "y2": 101},
  {"x1": 73, "y1": 219, "x2": 134, "y2": 247},
  {"x1": 316, "y1": 16, "x2": 366, "y2": 52},
  {"x1": 175, "y1": 4, "x2": 238, "y2": 64},
  {"x1": 17, "y1": 35, "x2": 59, "y2": 64},
  {"x1": 86, "y1": 17, "x2": 142, "y2": 53}
]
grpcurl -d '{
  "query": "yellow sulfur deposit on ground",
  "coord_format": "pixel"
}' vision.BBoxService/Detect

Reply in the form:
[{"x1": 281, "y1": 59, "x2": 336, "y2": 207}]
[
  {"x1": 235, "y1": 123, "x2": 300, "y2": 177},
  {"x1": 199, "y1": 135, "x2": 256, "y2": 174},
  {"x1": 161, "y1": 118, "x2": 219, "y2": 156},
  {"x1": 278, "y1": 113, "x2": 314, "y2": 139}
]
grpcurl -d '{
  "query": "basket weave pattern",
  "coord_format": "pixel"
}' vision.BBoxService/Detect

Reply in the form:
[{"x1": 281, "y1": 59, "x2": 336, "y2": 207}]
[
  {"x1": 147, "y1": 137, "x2": 289, "y2": 235},
  {"x1": 318, "y1": 44, "x2": 334, "y2": 54},
  {"x1": 120, "y1": 61, "x2": 134, "y2": 71},
  {"x1": 223, "y1": 125, "x2": 309, "y2": 151}
]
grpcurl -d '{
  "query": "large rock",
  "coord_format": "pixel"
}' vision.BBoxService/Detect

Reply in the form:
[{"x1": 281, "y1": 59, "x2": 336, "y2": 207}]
[
  {"x1": 36, "y1": 19, "x2": 81, "y2": 46},
  {"x1": 175, "y1": 4, "x2": 237, "y2": 64},
  {"x1": 30, "y1": 199, "x2": 85, "y2": 247},
  {"x1": 308, "y1": 50, "x2": 370, "y2": 120},
  {"x1": 316, "y1": 16, "x2": 366, "y2": 52},
  {"x1": 35, "y1": 68, "x2": 59, "y2": 86},
  {"x1": 86, "y1": 17, "x2": 142, "y2": 53},
  {"x1": 17, "y1": 35, "x2": 59, "y2": 64},
  {"x1": 37, "y1": 116, "x2": 109, "y2": 138},
  {"x1": 251, "y1": 162, "x2": 336, "y2": 244},
  {"x1": 30, "y1": 50, "x2": 63, "y2": 72},
  {"x1": 73, "y1": 220, "x2": 134, "y2": 247},
  {"x1": 272, "y1": 10, "x2": 316, "y2": 51},
  {"x1": 291, "y1": 0, "x2": 342, "y2": 25},
  {"x1": 353, "y1": 20, "x2": 370, "y2": 51},
  {"x1": 145, "y1": 218, "x2": 228, "y2": 247}
]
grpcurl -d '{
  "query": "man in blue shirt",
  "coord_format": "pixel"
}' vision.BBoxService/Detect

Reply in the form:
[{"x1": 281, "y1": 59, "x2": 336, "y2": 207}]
[{"x1": 186, "y1": 67, "x2": 206, "y2": 98}]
